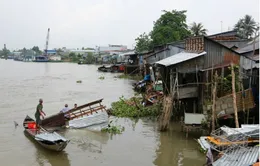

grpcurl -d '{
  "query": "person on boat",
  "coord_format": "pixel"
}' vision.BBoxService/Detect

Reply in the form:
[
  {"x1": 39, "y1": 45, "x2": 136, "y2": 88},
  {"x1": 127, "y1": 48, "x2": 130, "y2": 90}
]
[
  {"x1": 74, "y1": 103, "x2": 78, "y2": 109},
  {"x1": 60, "y1": 104, "x2": 71, "y2": 120},
  {"x1": 35, "y1": 99, "x2": 46, "y2": 128}
]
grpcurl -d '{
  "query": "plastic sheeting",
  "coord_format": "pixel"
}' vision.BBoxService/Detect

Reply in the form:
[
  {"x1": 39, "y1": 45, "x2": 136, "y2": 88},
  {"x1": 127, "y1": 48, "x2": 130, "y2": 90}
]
[
  {"x1": 69, "y1": 111, "x2": 108, "y2": 129},
  {"x1": 35, "y1": 132, "x2": 67, "y2": 142}
]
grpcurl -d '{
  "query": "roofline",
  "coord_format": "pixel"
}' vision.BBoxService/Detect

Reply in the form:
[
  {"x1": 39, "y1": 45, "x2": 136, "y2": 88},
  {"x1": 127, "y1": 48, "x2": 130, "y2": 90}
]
[
  {"x1": 207, "y1": 30, "x2": 237, "y2": 37},
  {"x1": 204, "y1": 36, "x2": 241, "y2": 55},
  {"x1": 144, "y1": 48, "x2": 170, "y2": 59}
]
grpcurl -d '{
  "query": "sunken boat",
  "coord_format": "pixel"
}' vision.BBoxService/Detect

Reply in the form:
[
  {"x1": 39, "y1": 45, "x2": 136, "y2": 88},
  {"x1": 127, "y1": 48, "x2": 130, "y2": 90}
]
[{"x1": 41, "y1": 99, "x2": 109, "y2": 129}]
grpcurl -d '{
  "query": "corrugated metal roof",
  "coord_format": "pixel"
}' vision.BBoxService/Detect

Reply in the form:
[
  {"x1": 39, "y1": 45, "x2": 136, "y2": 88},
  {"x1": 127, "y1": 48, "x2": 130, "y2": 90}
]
[
  {"x1": 155, "y1": 51, "x2": 206, "y2": 67},
  {"x1": 213, "y1": 146, "x2": 259, "y2": 166},
  {"x1": 237, "y1": 37, "x2": 259, "y2": 54}
]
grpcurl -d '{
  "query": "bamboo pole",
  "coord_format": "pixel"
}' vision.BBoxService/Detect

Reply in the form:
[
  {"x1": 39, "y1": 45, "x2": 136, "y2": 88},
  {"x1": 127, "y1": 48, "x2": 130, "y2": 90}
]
[
  {"x1": 212, "y1": 71, "x2": 218, "y2": 132},
  {"x1": 231, "y1": 63, "x2": 239, "y2": 128}
]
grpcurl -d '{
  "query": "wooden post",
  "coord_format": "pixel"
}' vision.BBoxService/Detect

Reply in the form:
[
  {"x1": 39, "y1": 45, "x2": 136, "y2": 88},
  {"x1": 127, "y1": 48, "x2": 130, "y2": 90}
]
[
  {"x1": 231, "y1": 63, "x2": 239, "y2": 128},
  {"x1": 212, "y1": 71, "x2": 218, "y2": 132}
]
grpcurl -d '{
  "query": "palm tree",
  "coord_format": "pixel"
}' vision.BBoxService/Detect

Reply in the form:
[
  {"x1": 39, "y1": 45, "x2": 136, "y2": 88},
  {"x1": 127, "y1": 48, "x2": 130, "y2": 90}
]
[
  {"x1": 234, "y1": 15, "x2": 258, "y2": 39},
  {"x1": 190, "y1": 22, "x2": 208, "y2": 36}
]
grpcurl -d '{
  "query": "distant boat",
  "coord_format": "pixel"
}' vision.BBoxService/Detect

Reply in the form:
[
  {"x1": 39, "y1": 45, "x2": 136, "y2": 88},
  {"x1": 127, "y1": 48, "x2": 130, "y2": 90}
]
[{"x1": 33, "y1": 55, "x2": 49, "y2": 62}]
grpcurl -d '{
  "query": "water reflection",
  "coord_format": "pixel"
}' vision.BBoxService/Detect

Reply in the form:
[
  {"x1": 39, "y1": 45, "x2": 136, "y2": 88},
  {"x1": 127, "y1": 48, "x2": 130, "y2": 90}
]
[
  {"x1": 23, "y1": 131, "x2": 71, "y2": 166},
  {"x1": 153, "y1": 123, "x2": 205, "y2": 166},
  {"x1": 63, "y1": 128, "x2": 109, "y2": 154}
]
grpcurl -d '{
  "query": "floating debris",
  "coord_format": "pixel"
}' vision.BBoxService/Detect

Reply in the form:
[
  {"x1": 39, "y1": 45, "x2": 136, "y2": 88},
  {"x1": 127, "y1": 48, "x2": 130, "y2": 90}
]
[
  {"x1": 76, "y1": 80, "x2": 82, "y2": 83},
  {"x1": 99, "y1": 76, "x2": 105, "y2": 80}
]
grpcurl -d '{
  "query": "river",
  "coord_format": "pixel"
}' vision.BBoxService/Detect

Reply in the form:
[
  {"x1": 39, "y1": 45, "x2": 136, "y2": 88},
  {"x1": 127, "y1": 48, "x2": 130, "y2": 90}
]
[{"x1": 0, "y1": 59, "x2": 205, "y2": 166}]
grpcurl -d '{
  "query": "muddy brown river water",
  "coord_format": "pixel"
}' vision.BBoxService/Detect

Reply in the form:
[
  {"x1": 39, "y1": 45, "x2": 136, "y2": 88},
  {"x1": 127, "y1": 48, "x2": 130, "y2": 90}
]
[{"x1": 0, "y1": 60, "x2": 205, "y2": 166}]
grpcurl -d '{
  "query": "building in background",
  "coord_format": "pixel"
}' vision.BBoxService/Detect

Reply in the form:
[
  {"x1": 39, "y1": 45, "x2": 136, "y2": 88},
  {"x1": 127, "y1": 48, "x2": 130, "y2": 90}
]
[{"x1": 95, "y1": 44, "x2": 128, "y2": 54}]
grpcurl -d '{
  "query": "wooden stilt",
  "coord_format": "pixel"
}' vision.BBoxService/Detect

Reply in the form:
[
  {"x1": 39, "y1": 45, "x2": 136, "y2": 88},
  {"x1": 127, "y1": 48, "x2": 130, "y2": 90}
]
[
  {"x1": 231, "y1": 63, "x2": 239, "y2": 128},
  {"x1": 212, "y1": 71, "x2": 218, "y2": 132}
]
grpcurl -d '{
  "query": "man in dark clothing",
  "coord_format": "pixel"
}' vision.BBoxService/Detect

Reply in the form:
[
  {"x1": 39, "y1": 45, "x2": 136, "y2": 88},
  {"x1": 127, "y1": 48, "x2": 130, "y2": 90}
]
[{"x1": 35, "y1": 99, "x2": 46, "y2": 128}]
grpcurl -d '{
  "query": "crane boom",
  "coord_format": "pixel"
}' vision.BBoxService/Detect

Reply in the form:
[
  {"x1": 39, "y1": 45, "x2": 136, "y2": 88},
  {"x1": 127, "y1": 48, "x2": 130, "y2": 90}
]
[{"x1": 44, "y1": 28, "x2": 50, "y2": 56}]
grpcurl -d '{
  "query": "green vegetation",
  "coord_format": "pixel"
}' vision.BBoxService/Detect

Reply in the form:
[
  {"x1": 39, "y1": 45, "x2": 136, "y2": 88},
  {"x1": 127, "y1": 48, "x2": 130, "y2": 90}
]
[
  {"x1": 135, "y1": 9, "x2": 191, "y2": 52},
  {"x1": 222, "y1": 65, "x2": 240, "y2": 94},
  {"x1": 135, "y1": 33, "x2": 152, "y2": 53},
  {"x1": 190, "y1": 22, "x2": 208, "y2": 36},
  {"x1": 101, "y1": 120, "x2": 125, "y2": 134},
  {"x1": 116, "y1": 74, "x2": 143, "y2": 81},
  {"x1": 99, "y1": 76, "x2": 105, "y2": 80},
  {"x1": 234, "y1": 14, "x2": 259, "y2": 39},
  {"x1": 110, "y1": 96, "x2": 162, "y2": 118}
]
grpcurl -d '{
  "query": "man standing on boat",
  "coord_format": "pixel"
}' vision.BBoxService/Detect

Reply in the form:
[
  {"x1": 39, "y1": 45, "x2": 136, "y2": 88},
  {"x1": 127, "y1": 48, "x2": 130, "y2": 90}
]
[{"x1": 35, "y1": 98, "x2": 46, "y2": 128}]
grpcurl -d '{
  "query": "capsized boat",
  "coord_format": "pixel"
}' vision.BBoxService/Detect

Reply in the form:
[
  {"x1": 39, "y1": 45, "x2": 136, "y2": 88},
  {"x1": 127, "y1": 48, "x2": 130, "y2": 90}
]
[
  {"x1": 41, "y1": 99, "x2": 109, "y2": 129},
  {"x1": 23, "y1": 115, "x2": 69, "y2": 152}
]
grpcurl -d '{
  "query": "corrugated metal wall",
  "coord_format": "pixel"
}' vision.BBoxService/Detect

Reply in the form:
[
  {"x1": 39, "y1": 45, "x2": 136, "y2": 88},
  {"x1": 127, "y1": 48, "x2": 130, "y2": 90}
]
[{"x1": 204, "y1": 38, "x2": 240, "y2": 68}]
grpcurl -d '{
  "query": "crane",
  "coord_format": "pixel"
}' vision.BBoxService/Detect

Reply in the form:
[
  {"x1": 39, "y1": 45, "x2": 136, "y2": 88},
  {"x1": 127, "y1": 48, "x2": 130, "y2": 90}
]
[{"x1": 44, "y1": 28, "x2": 50, "y2": 57}]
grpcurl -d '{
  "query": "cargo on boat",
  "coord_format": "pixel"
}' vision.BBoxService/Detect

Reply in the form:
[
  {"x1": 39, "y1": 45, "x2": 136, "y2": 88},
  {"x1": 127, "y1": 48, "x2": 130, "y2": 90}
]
[
  {"x1": 23, "y1": 115, "x2": 69, "y2": 152},
  {"x1": 41, "y1": 99, "x2": 109, "y2": 129}
]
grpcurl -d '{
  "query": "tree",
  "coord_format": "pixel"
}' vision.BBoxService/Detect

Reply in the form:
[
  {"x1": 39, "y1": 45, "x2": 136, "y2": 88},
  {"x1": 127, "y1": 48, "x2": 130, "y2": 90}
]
[
  {"x1": 32, "y1": 46, "x2": 42, "y2": 55},
  {"x1": 150, "y1": 10, "x2": 190, "y2": 47},
  {"x1": 85, "y1": 52, "x2": 95, "y2": 64},
  {"x1": 135, "y1": 32, "x2": 152, "y2": 53},
  {"x1": 190, "y1": 22, "x2": 207, "y2": 36},
  {"x1": 234, "y1": 15, "x2": 258, "y2": 39}
]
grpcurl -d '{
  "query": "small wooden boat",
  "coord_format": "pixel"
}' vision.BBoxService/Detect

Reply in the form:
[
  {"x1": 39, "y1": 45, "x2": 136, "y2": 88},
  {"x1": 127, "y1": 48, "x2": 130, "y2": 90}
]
[{"x1": 23, "y1": 115, "x2": 69, "y2": 152}]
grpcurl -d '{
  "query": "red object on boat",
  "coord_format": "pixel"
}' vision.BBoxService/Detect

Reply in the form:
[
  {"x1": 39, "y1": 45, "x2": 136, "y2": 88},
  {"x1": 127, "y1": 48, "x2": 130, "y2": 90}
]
[
  {"x1": 28, "y1": 122, "x2": 36, "y2": 129},
  {"x1": 119, "y1": 65, "x2": 125, "y2": 72}
]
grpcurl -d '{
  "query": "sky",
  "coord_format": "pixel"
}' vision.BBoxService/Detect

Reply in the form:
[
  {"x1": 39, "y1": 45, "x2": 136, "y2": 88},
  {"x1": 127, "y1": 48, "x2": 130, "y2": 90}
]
[{"x1": 0, "y1": 0, "x2": 259, "y2": 51}]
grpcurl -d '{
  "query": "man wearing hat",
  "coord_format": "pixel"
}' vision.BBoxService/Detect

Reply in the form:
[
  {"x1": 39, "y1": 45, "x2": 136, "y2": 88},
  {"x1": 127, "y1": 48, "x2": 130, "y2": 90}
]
[{"x1": 35, "y1": 99, "x2": 46, "y2": 128}]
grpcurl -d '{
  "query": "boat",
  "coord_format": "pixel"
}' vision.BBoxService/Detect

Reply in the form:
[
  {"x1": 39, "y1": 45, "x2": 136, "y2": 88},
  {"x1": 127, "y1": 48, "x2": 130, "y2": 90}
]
[
  {"x1": 41, "y1": 99, "x2": 109, "y2": 129},
  {"x1": 23, "y1": 115, "x2": 69, "y2": 151},
  {"x1": 33, "y1": 55, "x2": 49, "y2": 62},
  {"x1": 98, "y1": 65, "x2": 112, "y2": 72}
]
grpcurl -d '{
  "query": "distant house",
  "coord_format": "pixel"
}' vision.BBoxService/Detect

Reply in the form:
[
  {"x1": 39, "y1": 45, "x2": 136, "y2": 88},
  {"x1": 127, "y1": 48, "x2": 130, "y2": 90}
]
[
  {"x1": 46, "y1": 50, "x2": 57, "y2": 54},
  {"x1": 96, "y1": 45, "x2": 128, "y2": 54},
  {"x1": 144, "y1": 42, "x2": 185, "y2": 65},
  {"x1": 49, "y1": 55, "x2": 61, "y2": 61}
]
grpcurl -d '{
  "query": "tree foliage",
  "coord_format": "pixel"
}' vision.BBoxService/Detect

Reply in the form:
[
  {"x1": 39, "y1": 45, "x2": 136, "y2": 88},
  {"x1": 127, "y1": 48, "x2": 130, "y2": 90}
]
[
  {"x1": 150, "y1": 10, "x2": 190, "y2": 46},
  {"x1": 190, "y1": 22, "x2": 207, "y2": 36},
  {"x1": 135, "y1": 32, "x2": 152, "y2": 53},
  {"x1": 234, "y1": 15, "x2": 259, "y2": 39},
  {"x1": 32, "y1": 46, "x2": 42, "y2": 55}
]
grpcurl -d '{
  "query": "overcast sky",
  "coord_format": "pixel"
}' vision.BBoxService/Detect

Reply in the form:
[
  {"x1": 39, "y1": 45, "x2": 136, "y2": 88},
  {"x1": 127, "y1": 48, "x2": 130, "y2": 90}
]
[{"x1": 0, "y1": 0, "x2": 259, "y2": 51}]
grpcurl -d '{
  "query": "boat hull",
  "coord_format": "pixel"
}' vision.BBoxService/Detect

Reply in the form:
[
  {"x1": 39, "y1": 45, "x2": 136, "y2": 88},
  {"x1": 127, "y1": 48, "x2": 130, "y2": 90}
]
[{"x1": 23, "y1": 115, "x2": 69, "y2": 152}]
